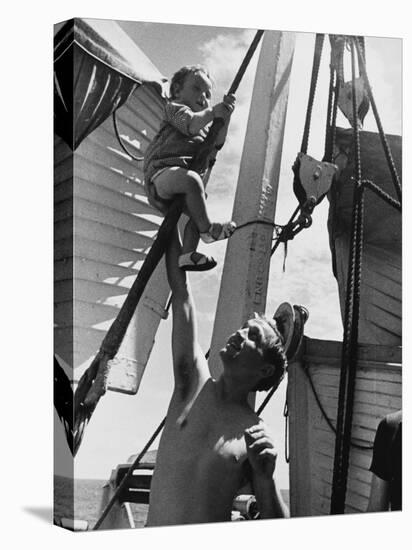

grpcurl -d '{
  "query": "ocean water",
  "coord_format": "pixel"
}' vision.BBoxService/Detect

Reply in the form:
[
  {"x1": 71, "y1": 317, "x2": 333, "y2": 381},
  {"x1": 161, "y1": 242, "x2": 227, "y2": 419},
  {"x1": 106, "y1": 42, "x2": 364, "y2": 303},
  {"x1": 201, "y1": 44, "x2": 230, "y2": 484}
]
[
  {"x1": 55, "y1": 475, "x2": 289, "y2": 530},
  {"x1": 54, "y1": 476, "x2": 148, "y2": 530}
]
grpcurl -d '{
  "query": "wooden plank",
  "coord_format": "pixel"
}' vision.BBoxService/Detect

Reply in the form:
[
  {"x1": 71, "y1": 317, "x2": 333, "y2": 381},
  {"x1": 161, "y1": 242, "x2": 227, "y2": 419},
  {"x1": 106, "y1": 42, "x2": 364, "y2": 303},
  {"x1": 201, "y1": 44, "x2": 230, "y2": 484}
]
[
  {"x1": 54, "y1": 236, "x2": 147, "y2": 267},
  {"x1": 101, "y1": 96, "x2": 161, "y2": 140},
  {"x1": 105, "y1": 107, "x2": 154, "y2": 151},
  {"x1": 56, "y1": 217, "x2": 154, "y2": 250},
  {"x1": 304, "y1": 338, "x2": 402, "y2": 364},
  {"x1": 132, "y1": 83, "x2": 165, "y2": 116},
  {"x1": 55, "y1": 298, "x2": 120, "y2": 328},
  {"x1": 72, "y1": 279, "x2": 129, "y2": 305},
  {"x1": 74, "y1": 157, "x2": 146, "y2": 196},
  {"x1": 125, "y1": 89, "x2": 164, "y2": 130},
  {"x1": 54, "y1": 155, "x2": 74, "y2": 186},
  {"x1": 54, "y1": 237, "x2": 73, "y2": 262},
  {"x1": 311, "y1": 385, "x2": 401, "y2": 413},
  {"x1": 73, "y1": 196, "x2": 159, "y2": 232},
  {"x1": 54, "y1": 178, "x2": 74, "y2": 203},
  {"x1": 76, "y1": 138, "x2": 146, "y2": 181},
  {"x1": 54, "y1": 199, "x2": 73, "y2": 222},
  {"x1": 309, "y1": 364, "x2": 402, "y2": 383},
  {"x1": 72, "y1": 176, "x2": 152, "y2": 211},
  {"x1": 76, "y1": 236, "x2": 146, "y2": 265},
  {"x1": 72, "y1": 182, "x2": 159, "y2": 220},
  {"x1": 309, "y1": 372, "x2": 401, "y2": 396},
  {"x1": 55, "y1": 257, "x2": 141, "y2": 284},
  {"x1": 345, "y1": 489, "x2": 369, "y2": 512}
]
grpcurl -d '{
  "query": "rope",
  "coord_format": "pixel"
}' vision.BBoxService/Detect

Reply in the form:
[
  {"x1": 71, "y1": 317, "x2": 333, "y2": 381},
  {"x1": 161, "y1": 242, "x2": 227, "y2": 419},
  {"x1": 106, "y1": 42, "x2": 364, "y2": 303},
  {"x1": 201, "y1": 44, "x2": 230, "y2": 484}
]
[
  {"x1": 93, "y1": 416, "x2": 166, "y2": 530},
  {"x1": 302, "y1": 362, "x2": 372, "y2": 450},
  {"x1": 234, "y1": 219, "x2": 280, "y2": 232},
  {"x1": 323, "y1": 65, "x2": 336, "y2": 162},
  {"x1": 330, "y1": 38, "x2": 365, "y2": 514},
  {"x1": 301, "y1": 34, "x2": 325, "y2": 154},
  {"x1": 354, "y1": 37, "x2": 402, "y2": 203},
  {"x1": 112, "y1": 110, "x2": 145, "y2": 161},
  {"x1": 362, "y1": 179, "x2": 401, "y2": 212},
  {"x1": 283, "y1": 399, "x2": 290, "y2": 463}
]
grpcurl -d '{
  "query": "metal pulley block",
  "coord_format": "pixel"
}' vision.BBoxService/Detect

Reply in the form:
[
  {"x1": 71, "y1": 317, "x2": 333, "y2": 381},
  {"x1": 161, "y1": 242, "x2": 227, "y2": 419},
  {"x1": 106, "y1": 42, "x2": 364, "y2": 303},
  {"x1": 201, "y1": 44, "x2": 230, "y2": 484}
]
[
  {"x1": 338, "y1": 76, "x2": 370, "y2": 128},
  {"x1": 274, "y1": 302, "x2": 309, "y2": 362},
  {"x1": 293, "y1": 152, "x2": 337, "y2": 208}
]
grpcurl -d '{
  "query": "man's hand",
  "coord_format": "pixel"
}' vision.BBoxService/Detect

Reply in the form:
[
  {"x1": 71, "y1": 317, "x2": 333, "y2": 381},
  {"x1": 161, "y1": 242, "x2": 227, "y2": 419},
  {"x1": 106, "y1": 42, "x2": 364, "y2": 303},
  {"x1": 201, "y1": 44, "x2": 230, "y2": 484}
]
[
  {"x1": 245, "y1": 423, "x2": 277, "y2": 480},
  {"x1": 245, "y1": 423, "x2": 289, "y2": 518}
]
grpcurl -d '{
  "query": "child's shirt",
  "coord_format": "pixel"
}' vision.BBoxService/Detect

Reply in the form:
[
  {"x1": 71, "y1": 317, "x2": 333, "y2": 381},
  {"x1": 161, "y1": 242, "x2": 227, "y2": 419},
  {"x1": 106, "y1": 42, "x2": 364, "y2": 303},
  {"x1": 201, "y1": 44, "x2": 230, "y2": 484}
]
[{"x1": 144, "y1": 101, "x2": 210, "y2": 183}]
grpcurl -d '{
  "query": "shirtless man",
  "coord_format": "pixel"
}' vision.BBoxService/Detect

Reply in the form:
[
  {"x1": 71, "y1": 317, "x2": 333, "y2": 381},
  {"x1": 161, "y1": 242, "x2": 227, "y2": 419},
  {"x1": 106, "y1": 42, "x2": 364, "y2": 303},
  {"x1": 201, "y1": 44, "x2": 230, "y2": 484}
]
[{"x1": 146, "y1": 228, "x2": 289, "y2": 526}]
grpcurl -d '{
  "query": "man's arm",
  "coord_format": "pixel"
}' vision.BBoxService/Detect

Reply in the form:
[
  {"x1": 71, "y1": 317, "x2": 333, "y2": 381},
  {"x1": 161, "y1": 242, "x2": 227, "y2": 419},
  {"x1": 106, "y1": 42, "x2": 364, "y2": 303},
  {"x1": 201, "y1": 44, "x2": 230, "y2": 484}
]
[
  {"x1": 367, "y1": 416, "x2": 391, "y2": 512},
  {"x1": 245, "y1": 424, "x2": 289, "y2": 519},
  {"x1": 367, "y1": 473, "x2": 390, "y2": 512},
  {"x1": 166, "y1": 228, "x2": 209, "y2": 397}
]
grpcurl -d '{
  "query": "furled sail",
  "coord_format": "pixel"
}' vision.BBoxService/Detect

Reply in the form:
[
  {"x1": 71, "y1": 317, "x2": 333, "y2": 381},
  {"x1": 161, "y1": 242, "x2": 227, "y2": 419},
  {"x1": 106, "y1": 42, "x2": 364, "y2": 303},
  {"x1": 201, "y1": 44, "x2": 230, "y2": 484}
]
[
  {"x1": 328, "y1": 128, "x2": 401, "y2": 346},
  {"x1": 54, "y1": 18, "x2": 166, "y2": 149}
]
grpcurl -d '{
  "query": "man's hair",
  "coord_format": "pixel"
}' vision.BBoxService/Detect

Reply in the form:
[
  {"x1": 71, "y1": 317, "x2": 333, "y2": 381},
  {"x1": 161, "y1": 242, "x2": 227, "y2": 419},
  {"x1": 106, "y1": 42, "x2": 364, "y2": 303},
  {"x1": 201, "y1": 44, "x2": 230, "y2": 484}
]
[
  {"x1": 252, "y1": 314, "x2": 287, "y2": 392},
  {"x1": 169, "y1": 65, "x2": 213, "y2": 99}
]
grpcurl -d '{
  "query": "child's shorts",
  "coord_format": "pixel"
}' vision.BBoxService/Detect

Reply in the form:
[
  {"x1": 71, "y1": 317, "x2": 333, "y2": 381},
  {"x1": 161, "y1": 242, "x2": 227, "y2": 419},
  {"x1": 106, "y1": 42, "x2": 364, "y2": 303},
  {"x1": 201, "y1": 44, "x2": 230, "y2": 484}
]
[{"x1": 144, "y1": 168, "x2": 173, "y2": 213}]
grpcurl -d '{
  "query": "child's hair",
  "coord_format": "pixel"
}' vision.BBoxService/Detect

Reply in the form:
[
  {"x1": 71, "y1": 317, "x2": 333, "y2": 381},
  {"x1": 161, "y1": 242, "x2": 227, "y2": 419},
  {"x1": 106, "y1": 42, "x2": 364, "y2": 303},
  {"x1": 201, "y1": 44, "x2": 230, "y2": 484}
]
[{"x1": 169, "y1": 65, "x2": 213, "y2": 99}]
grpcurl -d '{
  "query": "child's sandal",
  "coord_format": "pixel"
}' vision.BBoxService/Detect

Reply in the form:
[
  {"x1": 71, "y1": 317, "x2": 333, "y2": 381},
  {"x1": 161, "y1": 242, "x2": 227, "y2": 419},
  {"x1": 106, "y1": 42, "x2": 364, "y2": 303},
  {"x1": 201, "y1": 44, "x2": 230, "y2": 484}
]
[
  {"x1": 200, "y1": 221, "x2": 237, "y2": 244},
  {"x1": 178, "y1": 252, "x2": 217, "y2": 272}
]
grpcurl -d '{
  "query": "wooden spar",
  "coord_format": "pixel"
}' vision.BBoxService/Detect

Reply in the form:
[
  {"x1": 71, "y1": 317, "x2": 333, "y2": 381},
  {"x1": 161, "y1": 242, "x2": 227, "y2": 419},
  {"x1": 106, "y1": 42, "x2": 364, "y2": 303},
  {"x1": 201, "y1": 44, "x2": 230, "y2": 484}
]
[{"x1": 208, "y1": 31, "x2": 296, "y2": 378}]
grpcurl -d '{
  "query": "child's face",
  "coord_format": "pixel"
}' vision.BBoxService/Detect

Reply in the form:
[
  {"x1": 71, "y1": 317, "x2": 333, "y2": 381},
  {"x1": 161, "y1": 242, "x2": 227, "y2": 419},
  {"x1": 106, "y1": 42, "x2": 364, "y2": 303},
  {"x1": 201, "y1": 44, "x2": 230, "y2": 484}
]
[{"x1": 174, "y1": 71, "x2": 212, "y2": 112}]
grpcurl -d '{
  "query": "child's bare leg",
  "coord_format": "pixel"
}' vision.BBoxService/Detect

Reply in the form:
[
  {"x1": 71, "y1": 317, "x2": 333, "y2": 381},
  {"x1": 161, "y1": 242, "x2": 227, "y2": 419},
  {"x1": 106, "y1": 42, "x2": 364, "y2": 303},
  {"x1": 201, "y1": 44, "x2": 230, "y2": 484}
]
[
  {"x1": 153, "y1": 167, "x2": 236, "y2": 259},
  {"x1": 153, "y1": 167, "x2": 211, "y2": 233},
  {"x1": 181, "y1": 218, "x2": 200, "y2": 255}
]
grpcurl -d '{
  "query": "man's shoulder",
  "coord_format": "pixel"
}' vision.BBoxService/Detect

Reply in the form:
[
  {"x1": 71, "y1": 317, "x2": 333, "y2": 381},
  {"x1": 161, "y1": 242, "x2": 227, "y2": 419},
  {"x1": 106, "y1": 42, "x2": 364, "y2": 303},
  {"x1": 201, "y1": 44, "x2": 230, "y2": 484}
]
[
  {"x1": 379, "y1": 410, "x2": 402, "y2": 434},
  {"x1": 386, "y1": 409, "x2": 402, "y2": 426}
]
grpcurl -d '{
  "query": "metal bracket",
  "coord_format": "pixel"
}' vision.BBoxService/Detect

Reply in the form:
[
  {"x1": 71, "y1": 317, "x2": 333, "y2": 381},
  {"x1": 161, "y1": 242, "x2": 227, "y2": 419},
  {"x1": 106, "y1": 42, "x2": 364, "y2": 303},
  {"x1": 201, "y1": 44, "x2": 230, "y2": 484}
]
[
  {"x1": 293, "y1": 152, "x2": 337, "y2": 207},
  {"x1": 274, "y1": 302, "x2": 309, "y2": 361},
  {"x1": 338, "y1": 77, "x2": 369, "y2": 128}
]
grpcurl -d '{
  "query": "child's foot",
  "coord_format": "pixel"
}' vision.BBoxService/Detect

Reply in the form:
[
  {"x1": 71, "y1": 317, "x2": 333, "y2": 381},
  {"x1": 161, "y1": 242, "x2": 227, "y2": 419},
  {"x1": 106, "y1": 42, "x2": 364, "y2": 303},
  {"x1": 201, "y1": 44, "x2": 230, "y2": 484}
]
[
  {"x1": 199, "y1": 222, "x2": 237, "y2": 244},
  {"x1": 178, "y1": 252, "x2": 217, "y2": 272}
]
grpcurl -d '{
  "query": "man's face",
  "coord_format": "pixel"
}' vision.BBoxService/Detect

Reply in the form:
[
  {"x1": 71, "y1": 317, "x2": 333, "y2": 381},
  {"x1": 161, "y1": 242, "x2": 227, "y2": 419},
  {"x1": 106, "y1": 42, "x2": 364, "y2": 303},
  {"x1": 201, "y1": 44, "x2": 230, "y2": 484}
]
[
  {"x1": 220, "y1": 317, "x2": 277, "y2": 373},
  {"x1": 174, "y1": 71, "x2": 212, "y2": 112}
]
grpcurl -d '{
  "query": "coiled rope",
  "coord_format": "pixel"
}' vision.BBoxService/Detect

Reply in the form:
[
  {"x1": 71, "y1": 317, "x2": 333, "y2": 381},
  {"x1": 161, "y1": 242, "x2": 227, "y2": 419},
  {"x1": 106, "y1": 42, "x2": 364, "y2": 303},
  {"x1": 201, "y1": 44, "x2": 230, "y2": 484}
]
[{"x1": 112, "y1": 110, "x2": 145, "y2": 161}]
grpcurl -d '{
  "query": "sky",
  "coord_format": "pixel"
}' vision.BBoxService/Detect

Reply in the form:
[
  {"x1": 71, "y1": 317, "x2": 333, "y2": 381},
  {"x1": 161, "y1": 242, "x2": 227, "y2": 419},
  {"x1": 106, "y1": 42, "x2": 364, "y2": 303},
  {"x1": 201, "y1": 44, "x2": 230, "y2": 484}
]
[{"x1": 54, "y1": 21, "x2": 403, "y2": 488}]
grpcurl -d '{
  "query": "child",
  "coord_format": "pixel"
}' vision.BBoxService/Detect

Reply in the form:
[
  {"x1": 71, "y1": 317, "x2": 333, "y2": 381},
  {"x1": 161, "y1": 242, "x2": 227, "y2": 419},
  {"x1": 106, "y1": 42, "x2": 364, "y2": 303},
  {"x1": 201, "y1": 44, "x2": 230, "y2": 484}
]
[{"x1": 144, "y1": 65, "x2": 236, "y2": 271}]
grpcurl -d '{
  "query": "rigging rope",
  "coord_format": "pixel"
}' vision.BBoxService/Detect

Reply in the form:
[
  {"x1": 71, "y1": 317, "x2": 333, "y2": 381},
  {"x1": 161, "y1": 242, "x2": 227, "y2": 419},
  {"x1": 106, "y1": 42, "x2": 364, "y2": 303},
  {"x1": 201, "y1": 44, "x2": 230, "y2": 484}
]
[
  {"x1": 93, "y1": 416, "x2": 166, "y2": 530},
  {"x1": 330, "y1": 37, "x2": 365, "y2": 515},
  {"x1": 301, "y1": 34, "x2": 325, "y2": 154},
  {"x1": 112, "y1": 110, "x2": 145, "y2": 161},
  {"x1": 301, "y1": 361, "x2": 372, "y2": 450},
  {"x1": 354, "y1": 38, "x2": 402, "y2": 203},
  {"x1": 362, "y1": 179, "x2": 401, "y2": 212}
]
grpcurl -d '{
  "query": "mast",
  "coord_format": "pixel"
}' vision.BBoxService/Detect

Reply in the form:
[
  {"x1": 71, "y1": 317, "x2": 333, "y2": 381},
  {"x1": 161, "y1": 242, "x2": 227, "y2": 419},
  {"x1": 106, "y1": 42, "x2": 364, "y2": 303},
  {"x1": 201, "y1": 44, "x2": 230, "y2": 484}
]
[{"x1": 209, "y1": 30, "x2": 295, "y2": 377}]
